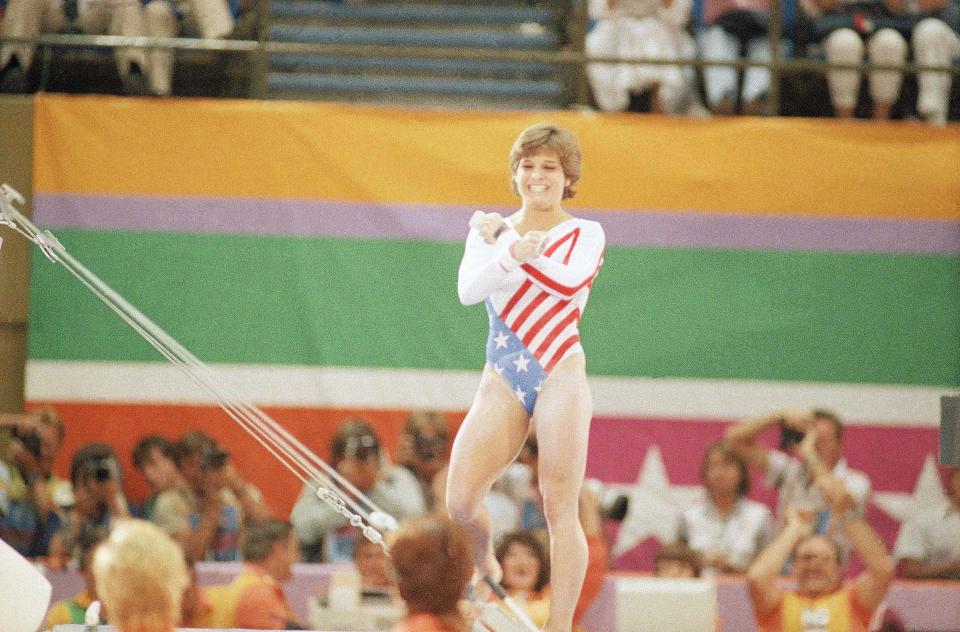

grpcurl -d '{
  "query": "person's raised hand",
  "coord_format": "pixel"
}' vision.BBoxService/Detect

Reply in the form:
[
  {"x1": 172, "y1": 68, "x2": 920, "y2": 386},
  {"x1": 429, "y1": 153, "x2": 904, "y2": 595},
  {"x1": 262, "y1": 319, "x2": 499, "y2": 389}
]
[
  {"x1": 469, "y1": 211, "x2": 506, "y2": 244},
  {"x1": 510, "y1": 231, "x2": 548, "y2": 263}
]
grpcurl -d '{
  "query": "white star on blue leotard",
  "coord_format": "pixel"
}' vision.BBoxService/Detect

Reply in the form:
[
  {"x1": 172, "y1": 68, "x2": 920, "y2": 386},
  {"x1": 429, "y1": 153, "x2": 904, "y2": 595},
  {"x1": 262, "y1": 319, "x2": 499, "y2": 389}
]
[
  {"x1": 534, "y1": 381, "x2": 543, "y2": 393},
  {"x1": 513, "y1": 354, "x2": 531, "y2": 373},
  {"x1": 494, "y1": 364, "x2": 504, "y2": 375},
  {"x1": 514, "y1": 386, "x2": 526, "y2": 404},
  {"x1": 494, "y1": 331, "x2": 510, "y2": 349}
]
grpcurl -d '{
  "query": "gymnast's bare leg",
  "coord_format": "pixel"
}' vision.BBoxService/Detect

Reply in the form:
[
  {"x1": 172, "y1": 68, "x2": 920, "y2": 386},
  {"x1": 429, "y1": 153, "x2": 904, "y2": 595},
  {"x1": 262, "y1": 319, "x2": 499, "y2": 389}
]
[
  {"x1": 531, "y1": 353, "x2": 592, "y2": 631},
  {"x1": 446, "y1": 363, "x2": 530, "y2": 582}
]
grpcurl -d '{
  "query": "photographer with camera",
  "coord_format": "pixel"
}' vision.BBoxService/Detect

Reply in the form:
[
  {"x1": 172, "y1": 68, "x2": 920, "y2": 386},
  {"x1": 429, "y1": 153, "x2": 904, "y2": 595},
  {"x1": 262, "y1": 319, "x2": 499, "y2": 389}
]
[
  {"x1": 49, "y1": 443, "x2": 131, "y2": 566},
  {"x1": 725, "y1": 409, "x2": 871, "y2": 539},
  {"x1": 0, "y1": 409, "x2": 72, "y2": 557},
  {"x1": 396, "y1": 410, "x2": 451, "y2": 511},
  {"x1": 290, "y1": 418, "x2": 426, "y2": 562},
  {"x1": 174, "y1": 430, "x2": 272, "y2": 562}
]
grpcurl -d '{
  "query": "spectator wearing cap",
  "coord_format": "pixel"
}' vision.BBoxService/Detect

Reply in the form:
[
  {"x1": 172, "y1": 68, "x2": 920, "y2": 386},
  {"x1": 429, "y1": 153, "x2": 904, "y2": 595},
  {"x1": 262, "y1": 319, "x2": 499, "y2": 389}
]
[{"x1": 290, "y1": 418, "x2": 426, "y2": 562}]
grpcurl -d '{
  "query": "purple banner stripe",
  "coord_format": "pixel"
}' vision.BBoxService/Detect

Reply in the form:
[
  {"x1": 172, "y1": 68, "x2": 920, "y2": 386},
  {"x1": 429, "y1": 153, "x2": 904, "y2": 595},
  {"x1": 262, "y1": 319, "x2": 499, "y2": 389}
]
[{"x1": 33, "y1": 193, "x2": 960, "y2": 254}]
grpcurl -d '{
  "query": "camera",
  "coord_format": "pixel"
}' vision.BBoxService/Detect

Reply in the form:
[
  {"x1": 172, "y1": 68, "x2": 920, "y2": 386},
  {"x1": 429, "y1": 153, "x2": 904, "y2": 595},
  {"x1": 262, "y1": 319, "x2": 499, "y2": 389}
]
[
  {"x1": 344, "y1": 434, "x2": 379, "y2": 462},
  {"x1": 82, "y1": 457, "x2": 120, "y2": 482},
  {"x1": 412, "y1": 433, "x2": 445, "y2": 461},
  {"x1": 779, "y1": 418, "x2": 806, "y2": 451},
  {"x1": 201, "y1": 447, "x2": 230, "y2": 470},
  {"x1": 11, "y1": 426, "x2": 43, "y2": 459}
]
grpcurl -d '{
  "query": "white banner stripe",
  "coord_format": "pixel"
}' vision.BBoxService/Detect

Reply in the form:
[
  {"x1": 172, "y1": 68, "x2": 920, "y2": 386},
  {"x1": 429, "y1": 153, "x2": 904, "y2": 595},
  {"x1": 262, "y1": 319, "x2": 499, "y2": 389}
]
[{"x1": 24, "y1": 361, "x2": 955, "y2": 427}]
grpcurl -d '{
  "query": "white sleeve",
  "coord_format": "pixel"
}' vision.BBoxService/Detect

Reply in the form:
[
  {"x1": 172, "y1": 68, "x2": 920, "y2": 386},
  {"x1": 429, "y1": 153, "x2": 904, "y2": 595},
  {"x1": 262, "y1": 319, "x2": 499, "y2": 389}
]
[
  {"x1": 457, "y1": 228, "x2": 521, "y2": 305},
  {"x1": 521, "y1": 221, "x2": 605, "y2": 299}
]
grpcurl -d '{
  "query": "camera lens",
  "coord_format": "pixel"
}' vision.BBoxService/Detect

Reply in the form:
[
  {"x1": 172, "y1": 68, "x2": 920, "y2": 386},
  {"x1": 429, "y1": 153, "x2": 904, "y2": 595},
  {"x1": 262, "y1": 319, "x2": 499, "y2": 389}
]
[{"x1": 94, "y1": 467, "x2": 112, "y2": 481}]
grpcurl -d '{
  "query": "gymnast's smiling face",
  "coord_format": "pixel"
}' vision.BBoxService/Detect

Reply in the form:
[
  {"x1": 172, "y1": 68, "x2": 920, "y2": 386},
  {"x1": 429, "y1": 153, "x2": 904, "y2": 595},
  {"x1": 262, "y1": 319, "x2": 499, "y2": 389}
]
[{"x1": 513, "y1": 148, "x2": 571, "y2": 212}]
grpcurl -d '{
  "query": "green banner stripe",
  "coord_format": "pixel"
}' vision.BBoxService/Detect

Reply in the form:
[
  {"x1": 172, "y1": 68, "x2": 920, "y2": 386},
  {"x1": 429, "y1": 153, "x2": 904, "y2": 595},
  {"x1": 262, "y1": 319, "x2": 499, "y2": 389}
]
[{"x1": 27, "y1": 230, "x2": 960, "y2": 386}]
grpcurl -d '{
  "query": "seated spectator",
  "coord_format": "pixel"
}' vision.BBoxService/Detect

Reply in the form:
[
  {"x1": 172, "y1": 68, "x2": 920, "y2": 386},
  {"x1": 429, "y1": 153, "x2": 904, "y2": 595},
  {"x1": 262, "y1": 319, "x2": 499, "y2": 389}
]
[
  {"x1": 747, "y1": 499, "x2": 895, "y2": 632},
  {"x1": 0, "y1": 0, "x2": 150, "y2": 94},
  {"x1": 43, "y1": 525, "x2": 109, "y2": 627},
  {"x1": 654, "y1": 541, "x2": 703, "y2": 577},
  {"x1": 800, "y1": 0, "x2": 908, "y2": 119},
  {"x1": 676, "y1": 441, "x2": 776, "y2": 573},
  {"x1": 175, "y1": 430, "x2": 272, "y2": 561},
  {"x1": 493, "y1": 486, "x2": 608, "y2": 628},
  {"x1": 49, "y1": 443, "x2": 131, "y2": 566},
  {"x1": 0, "y1": 409, "x2": 71, "y2": 557},
  {"x1": 389, "y1": 513, "x2": 473, "y2": 632},
  {"x1": 910, "y1": 0, "x2": 960, "y2": 125},
  {"x1": 92, "y1": 519, "x2": 190, "y2": 632},
  {"x1": 697, "y1": 0, "x2": 790, "y2": 114},
  {"x1": 142, "y1": 0, "x2": 235, "y2": 96},
  {"x1": 291, "y1": 418, "x2": 426, "y2": 562},
  {"x1": 132, "y1": 434, "x2": 192, "y2": 527},
  {"x1": 586, "y1": 0, "x2": 705, "y2": 114},
  {"x1": 397, "y1": 410, "x2": 450, "y2": 511},
  {"x1": 725, "y1": 409, "x2": 871, "y2": 538},
  {"x1": 893, "y1": 466, "x2": 960, "y2": 579},
  {"x1": 207, "y1": 519, "x2": 303, "y2": 629},
  {"x1": 310, "y1": 532, "x2": 401, "y2": 628}
]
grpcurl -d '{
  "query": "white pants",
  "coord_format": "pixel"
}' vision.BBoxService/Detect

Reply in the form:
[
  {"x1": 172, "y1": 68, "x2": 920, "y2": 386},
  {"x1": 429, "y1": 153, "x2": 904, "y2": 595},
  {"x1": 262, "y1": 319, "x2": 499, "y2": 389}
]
[
  {"x1": 823, "y1": 27, "x2": 907, "y2": 110},
  {"x1": 912, "y1": 17, "x2": 960, "y2": 125},
  {"x1": 586, "y1": 15, "x2": 699, "y2": 114},
  {"x1": 0, "y1": 0, "x2": 147, "y2": 77},
  {"x1": 698, "y1": 25, "x2": 785, "y2": 106},
  {"x1": 143, "y1": 0, "x2": 234, "y2": 95}
]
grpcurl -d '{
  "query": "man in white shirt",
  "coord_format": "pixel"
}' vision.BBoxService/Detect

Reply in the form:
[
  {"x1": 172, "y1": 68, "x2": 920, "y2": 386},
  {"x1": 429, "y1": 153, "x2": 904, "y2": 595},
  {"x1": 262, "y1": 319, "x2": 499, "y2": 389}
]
[
  {"x1": 725, "y1": 409, "x2": 872, "y2": 537},
  {"x1": 894, "y1": 467, "x2": 960, "y2": 579}
]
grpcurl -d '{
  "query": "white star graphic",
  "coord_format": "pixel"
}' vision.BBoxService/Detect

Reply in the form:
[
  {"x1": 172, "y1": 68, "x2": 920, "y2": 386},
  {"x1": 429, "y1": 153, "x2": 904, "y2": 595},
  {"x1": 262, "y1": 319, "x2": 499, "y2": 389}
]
[
  {"x1": 494, "y1": 364, "x2": 504, "y2": 375},
  {"x1": 534, "y1": 381, "x2": 543, "y2": 393},
  {"x1": 512, "y1": 354, "x2": 531, "y2": 373},
  {"x1": 872, "y1": 454, "x2": 949, "y2": 525},
  {"x1": 611, "y1": 445, "x2": 704, "y2": 557},
  {"x1": 514, "y1": 386, "x2": 526, "y2": 404},
  {"x1": 494, "y1": 331, "x2": 510, "y2": 349}
]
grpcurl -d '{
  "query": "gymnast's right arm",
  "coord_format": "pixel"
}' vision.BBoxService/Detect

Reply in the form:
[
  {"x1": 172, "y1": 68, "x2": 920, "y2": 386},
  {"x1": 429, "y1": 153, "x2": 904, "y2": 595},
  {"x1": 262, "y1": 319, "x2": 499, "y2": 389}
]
[{"x1": 457, "y1": 226, "x2": 520, "y2": 305}]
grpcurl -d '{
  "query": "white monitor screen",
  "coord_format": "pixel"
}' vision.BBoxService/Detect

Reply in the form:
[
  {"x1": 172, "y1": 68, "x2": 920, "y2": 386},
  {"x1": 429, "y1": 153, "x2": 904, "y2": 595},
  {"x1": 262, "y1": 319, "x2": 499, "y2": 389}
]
[{"x1": 615, "y1": 577, "x2": 717, "y2": 632}]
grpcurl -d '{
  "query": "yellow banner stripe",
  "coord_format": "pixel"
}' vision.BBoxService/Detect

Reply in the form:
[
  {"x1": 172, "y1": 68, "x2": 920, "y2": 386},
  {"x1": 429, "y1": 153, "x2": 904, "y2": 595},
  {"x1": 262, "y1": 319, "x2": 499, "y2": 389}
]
[{"x1": 33, "y1": 94, "x2": 960, "y2": 220}]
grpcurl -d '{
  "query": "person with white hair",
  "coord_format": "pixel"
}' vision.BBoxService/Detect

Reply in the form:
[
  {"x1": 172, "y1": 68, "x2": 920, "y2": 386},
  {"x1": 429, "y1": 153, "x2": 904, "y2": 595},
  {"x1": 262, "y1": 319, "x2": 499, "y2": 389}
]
[{"x1": 92, "y1": 519, "x2": 190, "y2": 632}]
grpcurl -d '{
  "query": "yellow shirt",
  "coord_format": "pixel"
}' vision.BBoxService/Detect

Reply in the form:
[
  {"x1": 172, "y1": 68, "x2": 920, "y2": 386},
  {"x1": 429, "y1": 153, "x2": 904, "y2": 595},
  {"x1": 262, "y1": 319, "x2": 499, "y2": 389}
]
[{"x1": 758, "y1": 586, "x2": 872, "y2": 632}]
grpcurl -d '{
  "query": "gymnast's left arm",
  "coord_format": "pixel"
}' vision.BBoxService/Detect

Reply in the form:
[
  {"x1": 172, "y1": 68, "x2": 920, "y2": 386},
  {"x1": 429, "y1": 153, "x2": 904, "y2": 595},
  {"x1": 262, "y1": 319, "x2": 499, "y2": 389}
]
[{"x1": 522, "y1": 221, "x2": 605, "y2": 298}]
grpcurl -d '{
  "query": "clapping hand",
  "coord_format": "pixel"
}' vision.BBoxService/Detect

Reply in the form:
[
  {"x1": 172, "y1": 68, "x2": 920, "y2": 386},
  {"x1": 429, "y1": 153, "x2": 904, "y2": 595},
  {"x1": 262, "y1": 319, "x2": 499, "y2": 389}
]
[
  {"x1": 510, "y1": 231, "x2": 548, "y2": 263},
  {"x1": 469, "y1": 211, "x2": 506, "y2": 244}
]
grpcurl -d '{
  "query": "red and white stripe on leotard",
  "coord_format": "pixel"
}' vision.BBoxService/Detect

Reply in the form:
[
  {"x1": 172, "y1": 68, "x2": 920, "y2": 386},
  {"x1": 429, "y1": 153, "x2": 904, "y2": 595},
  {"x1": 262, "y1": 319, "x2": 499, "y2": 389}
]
[{"x1": 495, "y1": 222, "x2": 604, "y2": 372}]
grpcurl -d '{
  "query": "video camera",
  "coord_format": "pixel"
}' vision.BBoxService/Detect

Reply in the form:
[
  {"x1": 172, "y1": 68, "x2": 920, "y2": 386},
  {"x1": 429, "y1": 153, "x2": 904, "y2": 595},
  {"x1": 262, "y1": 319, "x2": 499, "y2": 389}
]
[
  {"x1": 201, "y1": 446, "x2": 230, "y2": 470},
  {"x1": 81, "y1": 457, "x2": 120, "y2": 483}
]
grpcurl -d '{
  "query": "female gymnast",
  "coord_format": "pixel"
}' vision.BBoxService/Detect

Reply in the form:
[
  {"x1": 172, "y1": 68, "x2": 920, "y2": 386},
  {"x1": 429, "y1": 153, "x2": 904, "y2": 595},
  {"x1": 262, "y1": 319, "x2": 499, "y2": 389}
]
[{"x1": 446, "y1": 122, "x2": 605, "y2": 632}]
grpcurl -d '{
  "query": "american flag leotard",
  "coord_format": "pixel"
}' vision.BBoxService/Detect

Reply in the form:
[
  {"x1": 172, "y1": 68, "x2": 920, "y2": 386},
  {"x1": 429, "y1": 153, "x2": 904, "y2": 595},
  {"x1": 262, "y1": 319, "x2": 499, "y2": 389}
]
[{"x1": 457, "y1": 217, "x2": 605, "y2": 414}]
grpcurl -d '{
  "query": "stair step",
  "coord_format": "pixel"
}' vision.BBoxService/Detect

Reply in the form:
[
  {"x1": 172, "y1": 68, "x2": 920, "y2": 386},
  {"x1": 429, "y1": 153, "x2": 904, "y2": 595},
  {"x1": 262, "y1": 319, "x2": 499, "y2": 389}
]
[
  {"x1": 270, "y1": 1, "x2": 556, "y2": 25},
  {"x1": 268, "y1": 53, "x2": 558, "y2": 78},
  {"x1": 268, "y1": 25, "x2": 558, "y2": 50},
  {"x1": 266, "y1": 72, "x2": 565, "y2": 100}
]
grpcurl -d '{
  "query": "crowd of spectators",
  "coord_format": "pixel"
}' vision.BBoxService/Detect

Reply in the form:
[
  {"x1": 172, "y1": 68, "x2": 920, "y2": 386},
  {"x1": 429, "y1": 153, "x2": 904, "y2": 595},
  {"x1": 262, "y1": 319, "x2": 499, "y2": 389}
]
[
  {"x1": 0, "y1": 0, "x2": 955, "y2": 122},
  {"x1": 585, "y1": 0, "x2": 960, "y2": 123},
  {"x1": 1, "y1": 405, "x2": 958, "y2": 631}
]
